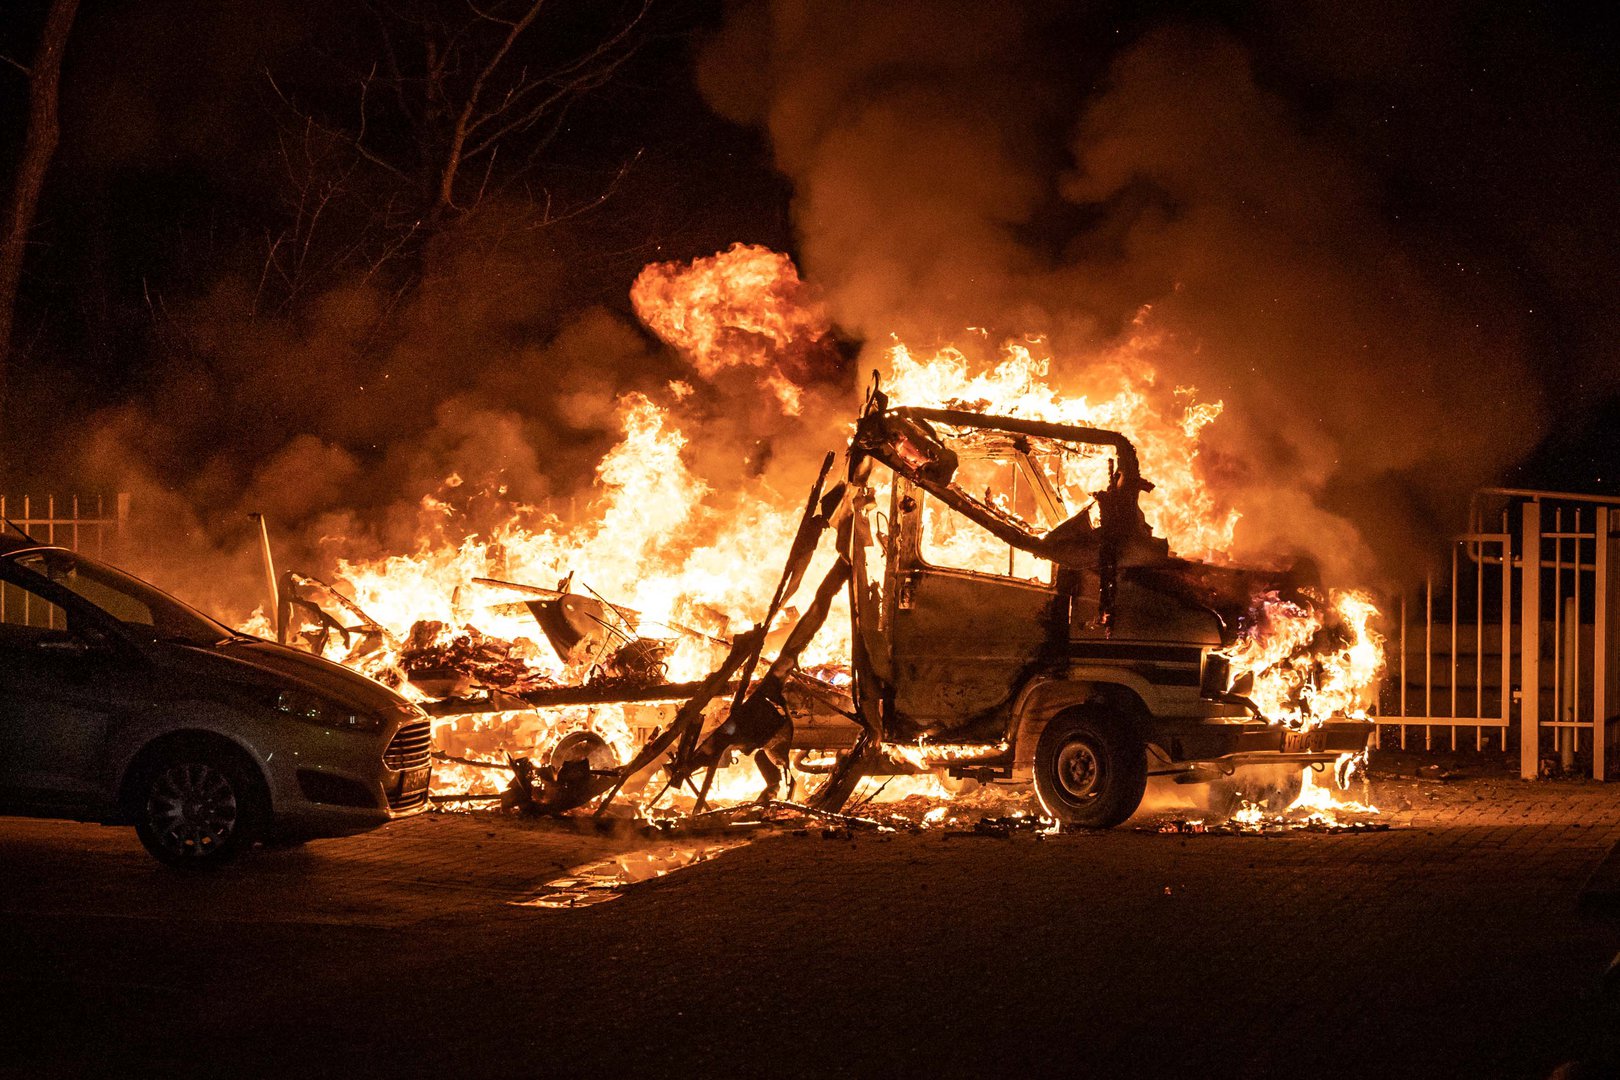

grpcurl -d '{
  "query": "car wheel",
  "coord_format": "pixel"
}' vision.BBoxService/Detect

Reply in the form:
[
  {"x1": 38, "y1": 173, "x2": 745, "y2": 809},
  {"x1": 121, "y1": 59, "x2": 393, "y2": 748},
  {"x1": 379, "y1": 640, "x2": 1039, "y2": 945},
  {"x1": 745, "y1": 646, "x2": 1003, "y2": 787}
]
[
  {"x1": 548, "y1": 730, "x2": 619, "y2": 772},
  {"x1": 1032, "y1": 706, "x2": 1147, "y2": 828},
  {"x1": 133, "y1": 746, "x2": 263, "y2": 868}
]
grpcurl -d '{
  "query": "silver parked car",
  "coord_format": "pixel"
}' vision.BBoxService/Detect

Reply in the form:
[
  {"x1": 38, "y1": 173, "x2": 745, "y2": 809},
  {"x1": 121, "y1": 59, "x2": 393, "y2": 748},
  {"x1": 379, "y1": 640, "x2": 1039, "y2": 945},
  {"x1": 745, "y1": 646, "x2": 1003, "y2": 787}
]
[{"x1": 0, "y1": 533, "x2": 431, "y2": 866}]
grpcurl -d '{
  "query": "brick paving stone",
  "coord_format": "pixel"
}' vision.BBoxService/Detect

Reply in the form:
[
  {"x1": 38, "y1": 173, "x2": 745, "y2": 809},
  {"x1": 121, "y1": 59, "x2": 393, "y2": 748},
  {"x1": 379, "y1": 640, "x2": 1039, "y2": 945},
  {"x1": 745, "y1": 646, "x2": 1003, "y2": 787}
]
[{"x1": 2, "y1": 772, "x2": 1620, "y2": 1079}]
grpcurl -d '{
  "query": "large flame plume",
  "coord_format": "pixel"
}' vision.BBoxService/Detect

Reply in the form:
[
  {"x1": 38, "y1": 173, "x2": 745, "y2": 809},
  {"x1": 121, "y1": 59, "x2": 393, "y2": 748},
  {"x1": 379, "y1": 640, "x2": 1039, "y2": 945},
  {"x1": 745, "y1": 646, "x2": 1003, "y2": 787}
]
[{"x1": 250, "y1": 244, "x2": 1384, "y2": 814}]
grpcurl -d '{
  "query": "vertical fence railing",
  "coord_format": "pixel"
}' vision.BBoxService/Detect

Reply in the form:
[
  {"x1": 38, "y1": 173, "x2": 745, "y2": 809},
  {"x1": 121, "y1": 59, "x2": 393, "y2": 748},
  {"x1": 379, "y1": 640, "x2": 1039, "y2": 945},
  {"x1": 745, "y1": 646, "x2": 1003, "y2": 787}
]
[
  {"x1": 1374, "y1": 523, "x2": 1513, "y2": 753},
  {"x1": 1508, "y1": 492, "x2": 1617, "y2": 781},
  {"x1": 1375, "y1": 489, "x2": 1619, "y2": 780}
]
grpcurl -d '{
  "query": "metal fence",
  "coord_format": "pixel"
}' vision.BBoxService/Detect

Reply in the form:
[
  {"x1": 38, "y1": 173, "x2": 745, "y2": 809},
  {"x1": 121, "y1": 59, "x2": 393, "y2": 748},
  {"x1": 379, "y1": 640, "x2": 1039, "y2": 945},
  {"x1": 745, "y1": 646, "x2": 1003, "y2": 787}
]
[
  {"x1": 1, "y1": 493, "x2": 130, "y2": 554},
  {"x1": 0, "y1": 493, "x2": 131, "y2": 630},
  {"x1": 1375, "y1": 520, "x2": 1513, "y2": 753},
  {"x1": 1376, "y1": 488, "x2": 1619, "y2": 780}
]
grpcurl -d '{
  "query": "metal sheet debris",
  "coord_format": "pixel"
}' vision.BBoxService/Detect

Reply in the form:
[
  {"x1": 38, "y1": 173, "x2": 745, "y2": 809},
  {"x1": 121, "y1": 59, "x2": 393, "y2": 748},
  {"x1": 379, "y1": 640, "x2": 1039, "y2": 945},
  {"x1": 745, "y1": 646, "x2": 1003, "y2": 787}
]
[{"x1": 510, "y1": 841, "x2": 749, "y2": 908}]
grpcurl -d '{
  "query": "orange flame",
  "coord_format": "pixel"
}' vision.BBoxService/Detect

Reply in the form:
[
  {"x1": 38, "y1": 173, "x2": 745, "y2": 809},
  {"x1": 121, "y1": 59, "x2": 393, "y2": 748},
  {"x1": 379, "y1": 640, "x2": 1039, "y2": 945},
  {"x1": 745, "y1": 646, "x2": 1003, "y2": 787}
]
[
  {"x1": 631, "y1": 243, "x2": 836, "y2": 414},
  {"x1": 1220, "y1": 589, "x2": 1385, "y2": 729},
  {"x1": 253, "y1": 246, "x2": 1385, "y2": 818}
]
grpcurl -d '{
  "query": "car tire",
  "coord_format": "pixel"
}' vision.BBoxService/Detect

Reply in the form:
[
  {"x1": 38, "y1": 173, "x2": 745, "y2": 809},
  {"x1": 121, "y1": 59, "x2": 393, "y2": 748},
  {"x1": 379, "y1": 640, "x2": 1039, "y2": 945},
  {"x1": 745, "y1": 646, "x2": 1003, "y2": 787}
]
[
  {"x1": 132, "y1": 742, "x2": 264, "y2": 868},
  {"x1": 1032, "y1": 705, "x2": 1147, "y2": 828}
]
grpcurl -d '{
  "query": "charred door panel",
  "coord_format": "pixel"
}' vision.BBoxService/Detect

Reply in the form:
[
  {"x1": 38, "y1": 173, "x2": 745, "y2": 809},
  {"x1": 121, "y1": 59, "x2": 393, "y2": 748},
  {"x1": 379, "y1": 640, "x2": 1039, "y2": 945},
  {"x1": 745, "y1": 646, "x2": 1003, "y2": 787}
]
[
  {"x1": 891, "y1": 569, "x2": 1055, "y2": 731},
  {"x1": 1072, "y1": 580, "x2": 1222, "y2": 647}
]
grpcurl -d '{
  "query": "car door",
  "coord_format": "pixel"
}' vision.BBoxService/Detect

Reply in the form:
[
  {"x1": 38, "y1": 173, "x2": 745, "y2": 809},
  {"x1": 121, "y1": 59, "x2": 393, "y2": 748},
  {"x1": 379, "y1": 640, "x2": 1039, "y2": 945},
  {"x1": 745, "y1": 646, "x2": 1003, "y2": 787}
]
[
  {"x1": 885, "y1": 478, "x2": 1059, "y2": 736},
  {"x1": 0, "y1": 568, "x2": 140, "y2": 810}
]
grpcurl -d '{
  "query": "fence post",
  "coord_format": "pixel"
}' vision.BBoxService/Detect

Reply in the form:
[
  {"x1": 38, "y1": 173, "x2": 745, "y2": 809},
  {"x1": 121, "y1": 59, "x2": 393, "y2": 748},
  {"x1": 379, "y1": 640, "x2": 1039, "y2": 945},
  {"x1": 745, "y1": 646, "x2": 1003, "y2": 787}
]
[
  {"x1": 1521, "y1": 499, "x2": 1542, "y2": 779},
  {"x1": 1501, "y1": 529, "x2": 1513, "y2": 743},
  {"x1": 114, "y1": 492, "x2": 131, "y2": 552},
  {"x1": 1597, "y1": 507, "x2": 1612, "y2": 781}
]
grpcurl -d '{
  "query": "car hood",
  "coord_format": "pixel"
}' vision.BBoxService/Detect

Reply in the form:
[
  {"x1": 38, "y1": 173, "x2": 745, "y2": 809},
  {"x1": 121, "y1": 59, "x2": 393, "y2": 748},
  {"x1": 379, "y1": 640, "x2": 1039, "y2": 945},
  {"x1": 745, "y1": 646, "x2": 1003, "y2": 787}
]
[{"x1": 156, "y1": 637, "x2": 411, "y2": 717}]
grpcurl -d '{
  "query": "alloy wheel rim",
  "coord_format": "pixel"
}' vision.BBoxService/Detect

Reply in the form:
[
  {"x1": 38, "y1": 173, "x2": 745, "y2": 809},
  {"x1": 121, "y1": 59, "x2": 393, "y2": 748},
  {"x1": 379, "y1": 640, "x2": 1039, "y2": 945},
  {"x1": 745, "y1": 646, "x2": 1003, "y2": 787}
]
[
  {"x1": 1055, "y1": 740, "x2": 1102, "y2": 800},
  {"x1": 147, "y1": 763, "x2": 238, "y2": 856}
]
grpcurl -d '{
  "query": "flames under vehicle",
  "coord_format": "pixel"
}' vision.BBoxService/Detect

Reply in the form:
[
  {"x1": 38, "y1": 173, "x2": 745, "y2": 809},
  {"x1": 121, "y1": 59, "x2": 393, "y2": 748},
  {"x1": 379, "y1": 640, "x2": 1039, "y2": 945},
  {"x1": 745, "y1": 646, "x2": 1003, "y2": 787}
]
[{"x1": 276, "y1": 391, "x2": 1372, "y2": 828}]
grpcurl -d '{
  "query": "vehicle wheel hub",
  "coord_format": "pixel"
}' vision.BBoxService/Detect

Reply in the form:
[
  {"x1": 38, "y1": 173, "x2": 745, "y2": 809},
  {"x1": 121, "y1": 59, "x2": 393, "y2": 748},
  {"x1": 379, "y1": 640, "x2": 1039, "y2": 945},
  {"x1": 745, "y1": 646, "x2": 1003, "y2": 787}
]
[
  {"x1": 148, "y1": 763, "x2": 238, "y2": 856},
  {"x1": 1055, "y1": 740, "x2": 1102, "y2": 800}
]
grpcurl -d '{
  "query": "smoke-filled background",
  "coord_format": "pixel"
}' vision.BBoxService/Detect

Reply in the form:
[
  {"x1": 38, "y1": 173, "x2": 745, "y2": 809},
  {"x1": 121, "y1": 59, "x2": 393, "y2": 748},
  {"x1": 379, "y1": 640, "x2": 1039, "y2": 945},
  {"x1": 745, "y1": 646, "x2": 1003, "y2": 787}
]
[
  {"x1": 3, "y1": 0, "x2": 1619, "y2": 613},
  {"x1": 698, "y1": 0, "x2": 1620, "y2": 582}
]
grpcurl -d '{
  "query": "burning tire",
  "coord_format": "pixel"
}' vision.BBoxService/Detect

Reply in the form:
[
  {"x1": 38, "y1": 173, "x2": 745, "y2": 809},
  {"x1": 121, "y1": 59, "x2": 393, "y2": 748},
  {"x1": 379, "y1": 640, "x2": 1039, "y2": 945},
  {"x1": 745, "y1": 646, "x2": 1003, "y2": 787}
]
[
  {"x1": 1032, "y1": 706, "x2": 1147, "y2": 828},
  {"x1": 130, "y1": 740, "x2": 264, "y2": 868}
]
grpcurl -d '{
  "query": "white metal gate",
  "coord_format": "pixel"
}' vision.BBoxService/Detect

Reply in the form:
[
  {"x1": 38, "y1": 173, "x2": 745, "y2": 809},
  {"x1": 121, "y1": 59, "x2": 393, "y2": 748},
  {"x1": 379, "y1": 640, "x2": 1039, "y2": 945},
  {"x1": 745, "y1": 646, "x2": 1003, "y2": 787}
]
[
  {"x1": 0, "y1": 492, "x2": 130, "y2": 555},
  {"x1": 1376, "y1": 523, "x2": 1513, "y2": 752},
  {"x1": 1376, "y1": 488, "x2": 1619, "y2": 780}
]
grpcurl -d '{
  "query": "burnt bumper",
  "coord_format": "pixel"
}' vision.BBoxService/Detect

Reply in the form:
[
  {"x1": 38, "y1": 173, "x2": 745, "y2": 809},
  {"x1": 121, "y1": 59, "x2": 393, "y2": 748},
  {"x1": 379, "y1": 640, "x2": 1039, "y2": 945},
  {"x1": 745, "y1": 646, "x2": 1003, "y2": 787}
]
[{"x1": 1154, "y1": 718, "x2": 1373, "y2": 765}]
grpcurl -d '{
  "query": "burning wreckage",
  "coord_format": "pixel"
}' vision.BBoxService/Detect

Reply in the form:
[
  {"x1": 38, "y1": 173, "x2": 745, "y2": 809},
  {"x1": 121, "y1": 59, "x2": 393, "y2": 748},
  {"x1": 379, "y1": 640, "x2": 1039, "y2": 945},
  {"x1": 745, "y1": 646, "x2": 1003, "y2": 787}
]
[{"x1": 266, "y1": 387, "x2": 1377, "y2": 827}]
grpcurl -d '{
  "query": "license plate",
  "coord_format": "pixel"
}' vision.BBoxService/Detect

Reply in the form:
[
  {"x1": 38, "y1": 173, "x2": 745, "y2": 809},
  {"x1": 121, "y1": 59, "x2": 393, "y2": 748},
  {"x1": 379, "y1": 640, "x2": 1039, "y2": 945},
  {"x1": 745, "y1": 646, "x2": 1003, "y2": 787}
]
[
  {"x1": 399, "y1": 765, "x2": 431, "y2": 794},
  {"x1": 1282, "y1": 729, "x2": 1324, "y2": 753}
]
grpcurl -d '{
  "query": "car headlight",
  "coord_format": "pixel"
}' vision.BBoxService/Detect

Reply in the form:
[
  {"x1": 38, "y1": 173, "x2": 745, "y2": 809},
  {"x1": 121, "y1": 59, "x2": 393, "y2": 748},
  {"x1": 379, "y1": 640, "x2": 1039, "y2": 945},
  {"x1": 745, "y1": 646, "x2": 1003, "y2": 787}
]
[{"x1": 272, "y1": 687, "x2": 384, "y2": 732}]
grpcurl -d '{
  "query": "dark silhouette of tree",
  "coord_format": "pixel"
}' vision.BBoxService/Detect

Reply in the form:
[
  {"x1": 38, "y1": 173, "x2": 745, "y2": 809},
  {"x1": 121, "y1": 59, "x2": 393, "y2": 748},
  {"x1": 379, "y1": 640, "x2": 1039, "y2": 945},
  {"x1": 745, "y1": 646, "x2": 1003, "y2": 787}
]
[
  {"x1": 255, "y1": 0, "x2": 650, "y2": 313},
  {"x1": 0, "y1": 0, "x2": 80, "y2": 418}
]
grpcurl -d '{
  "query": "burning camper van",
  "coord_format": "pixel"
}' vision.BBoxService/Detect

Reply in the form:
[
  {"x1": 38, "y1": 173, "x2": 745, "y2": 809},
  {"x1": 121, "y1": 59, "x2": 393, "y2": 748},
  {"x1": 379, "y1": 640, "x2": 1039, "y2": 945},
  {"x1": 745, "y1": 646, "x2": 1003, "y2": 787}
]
[
  {"x1": 837, "y1": 390, "x2": 1375, "y2": 825},
  {"x1": 261, "y1": 384, "x2": 1378, "y2": 828}
]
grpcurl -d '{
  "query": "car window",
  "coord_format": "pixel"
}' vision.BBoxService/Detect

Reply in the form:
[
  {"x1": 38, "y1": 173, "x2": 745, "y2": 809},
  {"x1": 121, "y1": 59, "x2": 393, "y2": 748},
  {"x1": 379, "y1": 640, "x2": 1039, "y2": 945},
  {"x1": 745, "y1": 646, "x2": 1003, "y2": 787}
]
[
  {"x1": 0, "y1": 579, "x2": 70, "y2": 647},
  {"x1": 9, "y1": 550, "x2": 230, "y2": 646},
  {"x1": 918, "y1": 452, "x2": 1055, "y2": 585}
]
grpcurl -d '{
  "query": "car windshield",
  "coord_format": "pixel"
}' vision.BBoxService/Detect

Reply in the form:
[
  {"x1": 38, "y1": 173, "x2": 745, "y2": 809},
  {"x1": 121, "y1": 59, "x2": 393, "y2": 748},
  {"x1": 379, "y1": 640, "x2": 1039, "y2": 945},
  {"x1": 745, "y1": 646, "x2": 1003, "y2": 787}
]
[{"x1": 7, "y1": 549, "x2": 234, "y2": 647}]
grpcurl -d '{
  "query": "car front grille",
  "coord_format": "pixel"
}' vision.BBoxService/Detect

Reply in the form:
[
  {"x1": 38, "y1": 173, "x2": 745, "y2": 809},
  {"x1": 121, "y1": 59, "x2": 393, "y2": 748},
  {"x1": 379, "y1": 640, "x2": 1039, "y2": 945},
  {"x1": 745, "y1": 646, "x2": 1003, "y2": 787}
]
[
  {"x1": 383, "y1": 719, "x2": 432, "y2": 771},
  {"x1": 388, "y1": 785, "x2": 430, "y2": 812}
]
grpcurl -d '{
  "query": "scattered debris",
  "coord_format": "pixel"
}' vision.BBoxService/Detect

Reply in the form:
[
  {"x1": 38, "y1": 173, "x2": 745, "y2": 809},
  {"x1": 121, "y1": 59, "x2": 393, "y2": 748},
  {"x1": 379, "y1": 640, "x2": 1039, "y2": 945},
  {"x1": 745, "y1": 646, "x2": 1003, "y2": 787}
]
[
  {"x1": 943, "y1": 815, "x2": 1047, "y2": 839},
  {"x1": 1149, "y1": 814, "x2": 1390, "y2": 836},
  {"x1": 402, "y1": 621, "x2": 555, "y2": 696}
]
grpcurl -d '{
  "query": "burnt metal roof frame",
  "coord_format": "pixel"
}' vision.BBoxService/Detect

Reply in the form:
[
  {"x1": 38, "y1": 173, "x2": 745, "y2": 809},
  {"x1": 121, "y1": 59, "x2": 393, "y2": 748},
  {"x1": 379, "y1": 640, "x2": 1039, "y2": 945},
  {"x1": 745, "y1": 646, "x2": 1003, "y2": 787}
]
[
  {"x1": 888, "y1": 406, "x2": 1149, "y2": 493},
  {"x1": 854, "y1": 406, "x2": 1132, "y2": 566}
]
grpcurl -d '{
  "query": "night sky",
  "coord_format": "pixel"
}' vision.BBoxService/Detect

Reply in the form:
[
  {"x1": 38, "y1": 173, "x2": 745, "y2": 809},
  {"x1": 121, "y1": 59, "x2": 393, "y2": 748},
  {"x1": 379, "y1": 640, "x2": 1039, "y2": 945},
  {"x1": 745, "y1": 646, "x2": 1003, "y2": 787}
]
[{"x1": 5, "y1": 0, "x2": 1620, "y2": 573}]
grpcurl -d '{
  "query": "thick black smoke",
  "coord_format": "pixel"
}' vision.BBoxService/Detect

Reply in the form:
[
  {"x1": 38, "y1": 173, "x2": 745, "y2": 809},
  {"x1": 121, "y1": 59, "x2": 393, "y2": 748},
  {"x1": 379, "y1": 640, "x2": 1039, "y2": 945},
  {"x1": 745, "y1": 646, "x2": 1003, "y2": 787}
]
[{"x1": 697, "y1": 0, "x2": 1620, "y2": 585}]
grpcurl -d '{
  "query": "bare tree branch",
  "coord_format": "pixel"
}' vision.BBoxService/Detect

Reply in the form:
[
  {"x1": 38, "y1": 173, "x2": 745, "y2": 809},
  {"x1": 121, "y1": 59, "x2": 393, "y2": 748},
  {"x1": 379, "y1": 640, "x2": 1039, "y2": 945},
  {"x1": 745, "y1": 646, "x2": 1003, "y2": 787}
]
[
  {"x1": 265, "y1": 69, "x2": 417, "y2": 188},
  {"x1": 0, "y1": 0, "x2": 79, "y2": 417},
  {"x1": 435, "y1": 0, "x2": 547, "y2": 215},
  {"x1": 252, "y1": 0, "x2": 651, "y2": 306}
]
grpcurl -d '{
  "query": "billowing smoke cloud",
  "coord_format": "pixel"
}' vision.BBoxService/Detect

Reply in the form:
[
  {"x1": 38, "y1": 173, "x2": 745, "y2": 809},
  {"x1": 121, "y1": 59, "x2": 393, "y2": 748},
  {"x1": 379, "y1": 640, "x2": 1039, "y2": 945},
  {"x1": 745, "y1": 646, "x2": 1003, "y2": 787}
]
[
  {"x1": 53, "y1": 0, "x2": 1620, "y2": 624},
  {"x1": 696, "y1": 1, "x2": 1567, "y2": 586},
  {"x1": 74, "y1": 212, "x2": 670, "y2": 615},
  {"x1": 77, "y1": 210, "x2": 849, "y2": 623}
]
